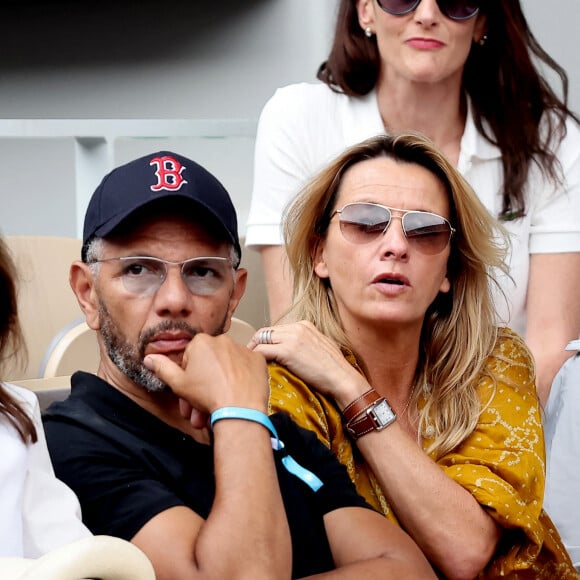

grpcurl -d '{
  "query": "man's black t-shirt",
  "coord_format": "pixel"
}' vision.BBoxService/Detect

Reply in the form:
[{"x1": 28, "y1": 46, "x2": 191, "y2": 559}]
[{"x1": 43, "y1": 372, "x2": 372, "y2": 578}]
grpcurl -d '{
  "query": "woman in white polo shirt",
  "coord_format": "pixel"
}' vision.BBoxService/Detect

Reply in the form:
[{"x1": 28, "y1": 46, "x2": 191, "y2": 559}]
[{"x1": 246, "y1": 0, "x2": 580, "y2": 406}]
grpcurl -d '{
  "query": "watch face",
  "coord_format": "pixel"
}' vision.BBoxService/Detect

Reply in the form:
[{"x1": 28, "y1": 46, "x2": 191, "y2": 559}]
[{"x1": 372, "y1": 400, "x2": 396, "y2": 427}]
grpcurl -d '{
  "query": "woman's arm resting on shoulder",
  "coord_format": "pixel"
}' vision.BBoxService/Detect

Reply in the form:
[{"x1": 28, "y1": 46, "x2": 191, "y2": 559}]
[
  {"x1": 526, "y1": 252, "x2": 580, "y2": 406},
  {"x1": 299, "y1": 507, "x2": 435, "y2": 579},
  {"x1": 249, "y1": 321, "x2": 369, "y2": 406}
]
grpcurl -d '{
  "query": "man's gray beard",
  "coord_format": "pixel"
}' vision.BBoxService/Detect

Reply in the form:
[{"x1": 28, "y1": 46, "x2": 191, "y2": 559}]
[{"x1": 98, "y1": 301, "x2": 228, "y2": 393}]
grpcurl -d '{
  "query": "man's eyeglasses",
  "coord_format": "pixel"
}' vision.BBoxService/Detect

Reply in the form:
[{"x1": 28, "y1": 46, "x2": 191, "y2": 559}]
[
  {"x1": 91, "y1": 256, "x2": 235, "y2": 296},
  {"x1": 376, "y1": 0, "x2": 480, "y2": 21},
  {"x1": 332, "y1": 202, "x2": 455, "y2": 255}
]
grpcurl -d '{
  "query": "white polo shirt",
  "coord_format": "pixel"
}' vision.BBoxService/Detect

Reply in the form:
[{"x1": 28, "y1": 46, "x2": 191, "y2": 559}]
[{"x1": 246, "y1": 82, "x2": 580, "y2": 335}]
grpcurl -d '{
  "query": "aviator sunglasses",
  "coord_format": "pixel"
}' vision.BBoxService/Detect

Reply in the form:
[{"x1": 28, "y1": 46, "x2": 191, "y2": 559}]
[
  {"x1": 90, "y1": 255, "x2": 235, "y2": 296},
  {"x1": 376, "y1": 0, "x2": 480, "y2": 20},
  {"x1": 332, "y1": 202, "x2": 455, "y2": 255}
]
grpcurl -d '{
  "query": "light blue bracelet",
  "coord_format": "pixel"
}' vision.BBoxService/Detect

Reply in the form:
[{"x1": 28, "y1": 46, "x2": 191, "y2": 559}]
[
  {"x1": 210, "y1": 406, "x2": 278, "y2": 437},
  {"x1": 210, "y1": 406, "x2": 323, "y2": 492}
]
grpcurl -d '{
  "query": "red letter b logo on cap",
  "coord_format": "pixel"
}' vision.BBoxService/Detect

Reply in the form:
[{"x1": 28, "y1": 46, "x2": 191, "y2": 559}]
[{"x1": 150, "y1": 156, "x2": 188, "y2": 191}]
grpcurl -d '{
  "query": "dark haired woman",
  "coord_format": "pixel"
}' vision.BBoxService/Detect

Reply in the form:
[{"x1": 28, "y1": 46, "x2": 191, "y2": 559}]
[
  {"x1": 0, "y1": 237, "x2": 90, "y2": 557},
  {"x1": 245, "y1": 0, "x2": 580, "y2": 406}
]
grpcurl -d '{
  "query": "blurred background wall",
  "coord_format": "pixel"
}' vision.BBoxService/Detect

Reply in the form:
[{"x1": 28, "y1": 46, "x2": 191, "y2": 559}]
[
  {"x1": 0, "y1": 0, "x2": 577, "y2": 327},
  {"x1": 0, "y1": 0, "x2": 577, "y2": 237}
]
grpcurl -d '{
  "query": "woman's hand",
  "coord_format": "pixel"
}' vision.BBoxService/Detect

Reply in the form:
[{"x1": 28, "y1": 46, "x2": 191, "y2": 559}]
[{"x1": 248, "y1": 321, "x2": 370, "y2": 407}]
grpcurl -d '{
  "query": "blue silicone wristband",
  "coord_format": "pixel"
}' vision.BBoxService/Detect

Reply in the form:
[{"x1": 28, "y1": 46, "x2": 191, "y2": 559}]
[
  {"x1": 210, "y1": 406, "x2": 323, "y2": 492},
  {"x1": 210, "y1": 407, "x2": 278, "y2": 441}
]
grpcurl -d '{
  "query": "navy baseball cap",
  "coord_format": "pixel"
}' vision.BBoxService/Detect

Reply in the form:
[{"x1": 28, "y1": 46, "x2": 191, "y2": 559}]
[{"x1": 82, "y1": 151, "x2": 240, "y2": 262}]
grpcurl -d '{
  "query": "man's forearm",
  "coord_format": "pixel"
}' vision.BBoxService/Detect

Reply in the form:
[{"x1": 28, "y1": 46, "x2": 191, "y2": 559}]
[{"x1": 195, "y1": 419, "x2": 292, "y2": 579}]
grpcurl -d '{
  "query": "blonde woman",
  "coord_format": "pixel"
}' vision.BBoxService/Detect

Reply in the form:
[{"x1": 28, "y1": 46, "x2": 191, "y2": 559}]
[
  {"x1": 250, "y1": 134, "x2": 576, "y2": 578},
  {"x1": 246, "y1": 0, "x2": 580, "y2": 406}
]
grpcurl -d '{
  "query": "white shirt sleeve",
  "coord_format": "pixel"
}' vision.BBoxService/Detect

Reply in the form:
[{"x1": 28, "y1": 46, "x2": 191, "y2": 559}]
[
  {"x1": 245, "y1": 85, "x2": 318, "y2": 247},
  {"x1": 245, "y1": 83, "x2": 384, "y2": 248},
  {"x1": 1, "y1": 384, "x2": 91, "y2": 558},
  {"x1": 528, "y1": 117, "x2": 580, "y2": 254},
  {"x1": 544, "y1": 348, "x2": 580, "y2": 568}
]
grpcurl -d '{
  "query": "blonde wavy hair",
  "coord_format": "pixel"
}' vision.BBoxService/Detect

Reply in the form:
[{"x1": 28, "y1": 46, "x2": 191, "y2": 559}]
[{"x1": 283, "y1": 133, "x2": 511, "y2": 458}]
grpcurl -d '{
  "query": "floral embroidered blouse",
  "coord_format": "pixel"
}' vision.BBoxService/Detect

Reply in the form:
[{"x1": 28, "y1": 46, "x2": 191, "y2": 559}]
[{"x1": 268, "y1": 328, "x2": 577, "y2": 578}]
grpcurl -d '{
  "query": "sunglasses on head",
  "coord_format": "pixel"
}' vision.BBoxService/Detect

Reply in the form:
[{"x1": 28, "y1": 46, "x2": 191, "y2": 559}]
[
  {"x1": 376, "y1": 0, "x2": 480, "y2": 21},
  {"x1": 332, "y1": 202, "x2": 455, "y2": 255}
]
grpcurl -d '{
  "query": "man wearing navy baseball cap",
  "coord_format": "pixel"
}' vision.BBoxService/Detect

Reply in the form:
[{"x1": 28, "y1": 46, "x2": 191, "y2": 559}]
[
  {"x1": 81, "y1": 152, "x2": 241, "y2": 263},
  {"x1": 43, "y1": 151, "x2": 434, "y2": 580}
]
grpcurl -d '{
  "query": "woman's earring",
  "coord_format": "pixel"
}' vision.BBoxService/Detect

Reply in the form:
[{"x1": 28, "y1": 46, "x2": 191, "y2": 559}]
[
  {"x1": 478, "y1": 34, "x2": 488, "y2": 46},
  {"x1": 364, "y1": 27, "x2": 374, "y2": 38}
]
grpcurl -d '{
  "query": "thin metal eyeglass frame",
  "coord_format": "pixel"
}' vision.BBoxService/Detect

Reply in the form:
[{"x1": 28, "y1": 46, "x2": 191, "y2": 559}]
[
  {"x1": 376, "y1": 0, "x2": 479, "y2": 21},
  {"x1": 90, "y1": 255, "x2": 235, "y2": 296}
]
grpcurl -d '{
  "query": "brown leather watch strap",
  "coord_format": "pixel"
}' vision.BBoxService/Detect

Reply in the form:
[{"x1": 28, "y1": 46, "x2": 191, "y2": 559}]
[
  {"x1": 342, "y1": 389, "x2": 381, "y2": 423},
  {"x1": 345, "y1": 414, "x2": 379, "y2": 439},
  {"x1": 345, "y1": 398, "x2": 397, "y2": 440}
]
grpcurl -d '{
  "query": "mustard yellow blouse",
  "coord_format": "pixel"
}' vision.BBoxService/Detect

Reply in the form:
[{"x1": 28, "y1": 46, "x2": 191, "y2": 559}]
[{"x1": 268, "y1": 329, "x2": 577, "y2": 578}]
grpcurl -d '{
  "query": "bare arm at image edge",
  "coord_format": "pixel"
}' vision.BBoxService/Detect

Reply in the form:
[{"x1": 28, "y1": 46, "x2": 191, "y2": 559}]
[{"x1": 526, "y1": 252, "x2": 580, "y2": 406}]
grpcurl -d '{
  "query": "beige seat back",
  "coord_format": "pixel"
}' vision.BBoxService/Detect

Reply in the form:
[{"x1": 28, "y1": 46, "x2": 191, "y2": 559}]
[
  {"x1": 0, "y1": 535, "x2": 155, "y2": 580},
  {"x1": 9, "y1": 375, "x2": 73, "y2": 412},
  {"x1": 40, "y1": 319, "x2": 99, "y2": 378},
  {"x1": 227, "y1": 317, "x2": 256, "y2": 345},
  {"x1": 4, "y1": 236, "x2": 82, "y2": 380}
]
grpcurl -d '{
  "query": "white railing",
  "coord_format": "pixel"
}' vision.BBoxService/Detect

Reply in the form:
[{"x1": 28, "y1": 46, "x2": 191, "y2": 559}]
[{"x1": 0, "y1": 118, "x2": 257, "y2": 236}]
